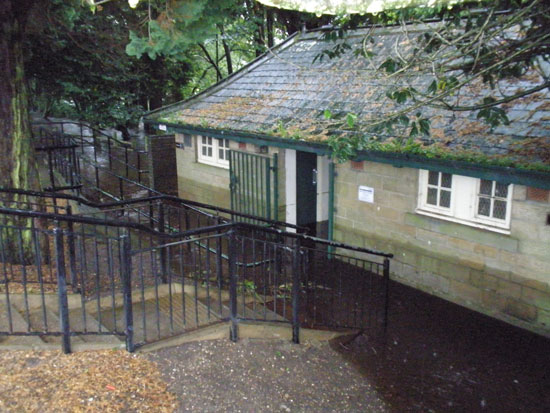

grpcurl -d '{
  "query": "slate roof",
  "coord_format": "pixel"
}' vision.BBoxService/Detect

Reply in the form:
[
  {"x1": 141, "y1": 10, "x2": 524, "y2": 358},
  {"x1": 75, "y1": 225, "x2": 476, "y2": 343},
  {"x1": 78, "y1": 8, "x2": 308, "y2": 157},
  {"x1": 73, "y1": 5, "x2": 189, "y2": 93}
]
[{"x1": 148, "y1": 25, "x2": 550, "y2": 166}]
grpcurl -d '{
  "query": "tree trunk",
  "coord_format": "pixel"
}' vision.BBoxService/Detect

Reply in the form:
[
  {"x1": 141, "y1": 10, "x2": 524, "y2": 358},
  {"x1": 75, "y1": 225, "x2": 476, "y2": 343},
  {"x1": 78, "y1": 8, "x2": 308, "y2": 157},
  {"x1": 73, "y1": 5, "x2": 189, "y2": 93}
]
[
  {"x1": 266, "y1": 8, "x2": 274, "y2": 48},
  {"x1": 218, "y1": 24, "x2": 233, "y2": 75},
  {"x1": 144, "y1": 56, "x2": 165, "y2": 110},
  {"x1": 0, "y1": 0, "x2": 41, "y2": 263}
]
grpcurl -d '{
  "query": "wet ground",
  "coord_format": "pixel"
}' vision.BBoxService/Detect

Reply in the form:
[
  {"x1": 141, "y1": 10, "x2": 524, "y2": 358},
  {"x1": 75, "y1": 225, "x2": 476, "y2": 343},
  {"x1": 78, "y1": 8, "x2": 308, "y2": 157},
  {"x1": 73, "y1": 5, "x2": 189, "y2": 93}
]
[
  {"x1": 332, "y1": 280, "x2": 550, "y2": 412},
  {"x1": 34, "y1": 119, "x2": 550, "y2": 411},
  {"x1": 145, "y1": 279, "x2": 550, "y2": 412},
  {"x1": 148, "y1": 339, "x2": 388, "y2": 412}
]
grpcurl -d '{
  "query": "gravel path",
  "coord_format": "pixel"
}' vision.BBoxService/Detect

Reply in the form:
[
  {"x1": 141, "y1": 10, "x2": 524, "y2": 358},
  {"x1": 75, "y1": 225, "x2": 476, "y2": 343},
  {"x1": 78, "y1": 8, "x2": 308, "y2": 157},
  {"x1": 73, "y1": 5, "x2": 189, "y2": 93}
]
[{"x1": 147, "y1": 338, "x2": 387, "y2": 412}]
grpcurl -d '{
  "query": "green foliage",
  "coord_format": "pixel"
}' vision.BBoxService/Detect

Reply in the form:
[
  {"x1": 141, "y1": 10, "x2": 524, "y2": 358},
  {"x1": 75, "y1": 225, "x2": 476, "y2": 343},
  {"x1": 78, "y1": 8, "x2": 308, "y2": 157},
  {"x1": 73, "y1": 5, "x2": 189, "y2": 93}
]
[
  {"x1": 477, "y1": 98, "x2": 510, "y2": 128},
  {"x1": 126, "y1": 0, "x2": 239, "y2": 60},
  {"x1": 274, "y1": 120, "x2": 304, "y2": 140},
  {"x1": 379, "y1": 57, "x2": 402, "y2": 74},
  {"x1": 327, "y1": 132, "x2": 550, "y2": 174},
  {"x1": 312, "y1": 1, "x2": 549, "y2": 163},
  {"x1": 346, "y1": 113, "x2": 357, "y2": 128},
  {"x1": 312, "y1": 41, "x2": 351, "y2": 63},
  {"x1": 26, "y1": 0, "x2": 197, "y2": 132},
  {"x1": 386, "y1": 87, "x2": 416, "y2": 104}
]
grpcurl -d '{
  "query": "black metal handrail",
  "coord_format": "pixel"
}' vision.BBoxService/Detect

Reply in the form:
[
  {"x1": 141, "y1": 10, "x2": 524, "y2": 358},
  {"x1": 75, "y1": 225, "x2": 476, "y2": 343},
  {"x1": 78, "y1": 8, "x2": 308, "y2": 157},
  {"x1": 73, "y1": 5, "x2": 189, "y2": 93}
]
[
  {"x1": 0, "y1": 188, "x2": 306, "y2": 232},
  {"x1": 0, "y1": 201, "x2": 393, "y2": 353},
  {"x1": 0, "y1": 203, "x2": 392, "y2": 258},
  {"x1": 32, "y1": 120, "x2": 134, "y2": 148}
]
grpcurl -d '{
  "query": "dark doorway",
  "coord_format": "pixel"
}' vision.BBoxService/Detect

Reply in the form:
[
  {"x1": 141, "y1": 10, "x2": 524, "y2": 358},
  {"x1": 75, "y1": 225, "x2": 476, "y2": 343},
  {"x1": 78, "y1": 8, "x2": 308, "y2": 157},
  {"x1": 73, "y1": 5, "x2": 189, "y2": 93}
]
[{"x1": 296, "y1": 151, "x2": 317, "y2": 235}]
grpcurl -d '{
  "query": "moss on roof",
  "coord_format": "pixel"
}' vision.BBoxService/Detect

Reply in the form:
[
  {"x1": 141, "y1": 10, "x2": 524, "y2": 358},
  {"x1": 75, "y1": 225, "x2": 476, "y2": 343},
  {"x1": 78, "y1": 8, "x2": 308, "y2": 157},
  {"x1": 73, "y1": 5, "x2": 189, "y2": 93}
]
[{"x1": 151, "y1": 26, "x2": 550, "y2": 170}]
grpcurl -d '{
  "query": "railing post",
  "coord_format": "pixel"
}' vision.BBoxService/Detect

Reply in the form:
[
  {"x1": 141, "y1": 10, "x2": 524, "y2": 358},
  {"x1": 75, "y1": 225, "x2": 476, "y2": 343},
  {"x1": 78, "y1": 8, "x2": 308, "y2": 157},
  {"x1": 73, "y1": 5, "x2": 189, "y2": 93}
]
[
  {"x1": 383, "y1": 258, "x2": 390, "y2": 330},
  {"x1": 272, "y1": 153, "x2": 278, "y2": 221},
  {"x1": 66, "y1": 206, "x2": 78, "y2": 293},
  {"x1": 228, "y1": 231, "x2": 238, "y2": 342},
  {"x1": 265, "y1": 157, "x2": 272, "y2": 221},
  {"x1": 54, "y1": 226, "x2": 71, "y2": 354},
  {"x1": 125, "y1": 147, "x2": 129, "y2": 177},
  {"x1": 137, "y1": 152, "x2": 142, "y2": 183},
  {"x1": 121, "y1": 232, "x2": 134, "y2": 352},
  {"x1": 292, "y1": 239, "x2": 301, "y2": 344},
  {"x1": 119, "y1": 177, "x2": 124, "y2": 200},
  {"x1": 107, "y1": 136, "x2": 112, "y2": 169},
  {"x1": 79, "y1": 122, "x2": 84, "y2": 154},
  {"x1": 148, "y1": 190, "x2": 154, "y2": 228},
  {"x1": 158, "y1": 203, "x2": 167, "y2": 283},
  {"x1": 47, "y1": 150, "x2": 55, "y2": 189},
  {"x1": 216, "y1": 217, "x2": 223, "y2": 290},
  {"x1": 93, "y1": 130, "x2": 100, "y2": 189}
]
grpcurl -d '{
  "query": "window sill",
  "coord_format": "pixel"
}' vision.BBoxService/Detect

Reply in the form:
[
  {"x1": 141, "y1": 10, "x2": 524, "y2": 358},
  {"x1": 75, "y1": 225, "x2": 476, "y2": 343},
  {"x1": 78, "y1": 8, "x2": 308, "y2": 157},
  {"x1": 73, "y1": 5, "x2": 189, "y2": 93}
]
[
  {"x1": 197, "y1": 159, "x2": 229, "y2": 169},
  {"x1": 415, "y1": 209, "x2": 511, "y2": 235}
]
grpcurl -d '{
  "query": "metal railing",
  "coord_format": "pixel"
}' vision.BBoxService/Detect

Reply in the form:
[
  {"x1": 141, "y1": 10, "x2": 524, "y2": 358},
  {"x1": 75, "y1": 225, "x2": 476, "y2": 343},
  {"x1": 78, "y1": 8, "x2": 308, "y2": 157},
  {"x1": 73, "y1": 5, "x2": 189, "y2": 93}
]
[
  {"x1": 32, "y1": 120, "x2": 149, "y2": 201},
  {"x1": 0, "y1": 195, "x2": 392, "y2": 353}
]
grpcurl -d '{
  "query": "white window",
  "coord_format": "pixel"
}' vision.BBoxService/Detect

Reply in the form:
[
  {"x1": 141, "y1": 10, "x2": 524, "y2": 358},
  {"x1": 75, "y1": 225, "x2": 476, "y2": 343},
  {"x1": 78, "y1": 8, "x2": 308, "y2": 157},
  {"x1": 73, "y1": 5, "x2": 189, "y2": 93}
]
[
  {"x1": 417, "y1": 170, "x2": 512, "y2": 233},
  {"x1": 197, "y1": 136, "x2": 230, "y2": 168}
]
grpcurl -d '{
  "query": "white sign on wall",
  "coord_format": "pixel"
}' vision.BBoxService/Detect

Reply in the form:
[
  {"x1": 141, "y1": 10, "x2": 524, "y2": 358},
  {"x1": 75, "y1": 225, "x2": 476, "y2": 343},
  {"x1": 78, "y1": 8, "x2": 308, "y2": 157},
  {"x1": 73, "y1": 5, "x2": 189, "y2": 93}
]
[
  {"x1": 158, "y1": 124, "x2": 167, "y2": 131},
  {"x1": 358, "y1": 185, "x2": 374, "y2": 203}
]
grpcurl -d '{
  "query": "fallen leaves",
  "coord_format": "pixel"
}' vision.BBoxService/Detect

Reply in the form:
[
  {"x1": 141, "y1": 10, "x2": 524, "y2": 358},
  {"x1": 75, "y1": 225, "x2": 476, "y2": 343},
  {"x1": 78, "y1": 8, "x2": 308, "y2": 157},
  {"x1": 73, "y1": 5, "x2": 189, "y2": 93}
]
[{"x1": 0, "y1": 349, "x2": 177, "y2": 412}]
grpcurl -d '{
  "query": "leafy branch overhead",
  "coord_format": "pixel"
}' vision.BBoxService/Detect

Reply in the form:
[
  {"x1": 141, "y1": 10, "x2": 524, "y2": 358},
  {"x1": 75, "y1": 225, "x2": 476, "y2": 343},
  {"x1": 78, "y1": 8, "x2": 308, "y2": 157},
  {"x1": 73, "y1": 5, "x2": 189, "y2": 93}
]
[{"x1": 313, "y1": 1, "x2": 550, "y2": 161}]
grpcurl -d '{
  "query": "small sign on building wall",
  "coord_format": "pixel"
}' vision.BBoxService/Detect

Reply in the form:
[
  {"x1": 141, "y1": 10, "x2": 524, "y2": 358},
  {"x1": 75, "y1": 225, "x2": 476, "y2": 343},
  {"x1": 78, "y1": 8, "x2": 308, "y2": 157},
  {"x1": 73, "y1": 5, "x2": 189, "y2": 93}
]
[
  {"x1": 358, "y1": 185, "x2": 374, "y2": 203},
  {"x1": 158, "y1": 124, "x2": 167, "y2": 131}
]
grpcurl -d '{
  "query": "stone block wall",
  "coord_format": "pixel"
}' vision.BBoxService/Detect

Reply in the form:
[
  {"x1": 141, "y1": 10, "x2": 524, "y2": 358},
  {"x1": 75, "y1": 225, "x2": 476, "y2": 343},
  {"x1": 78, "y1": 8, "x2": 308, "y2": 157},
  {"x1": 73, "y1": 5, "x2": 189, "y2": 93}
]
[{"x1": 333, "y1": 160, "x2": 550, "y2": 336}]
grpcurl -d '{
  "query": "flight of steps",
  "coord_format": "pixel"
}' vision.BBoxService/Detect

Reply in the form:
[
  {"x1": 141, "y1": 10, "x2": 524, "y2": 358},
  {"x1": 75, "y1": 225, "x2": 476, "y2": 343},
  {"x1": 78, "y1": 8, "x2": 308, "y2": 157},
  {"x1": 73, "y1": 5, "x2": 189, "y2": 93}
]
[
  {"x1": 0, "y1": 283, "x2": 288, "y2": 351},
  {"x1": 0, "y1": 294, "x2": 123, "y2": 351}
]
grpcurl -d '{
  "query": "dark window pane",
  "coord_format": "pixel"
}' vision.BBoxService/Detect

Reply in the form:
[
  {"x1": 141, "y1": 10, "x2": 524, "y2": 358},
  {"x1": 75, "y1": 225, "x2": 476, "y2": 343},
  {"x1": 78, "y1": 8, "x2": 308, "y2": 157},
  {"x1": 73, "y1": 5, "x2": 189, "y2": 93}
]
[
  {"x1": 480, "y1": 180, "x2": 492, "y2": 195},
  {"x1": 441, "y1": 173, "x2": 452, "y2": 188},
  {"x1": 202, "y1": 146, "x2": 207, "y2": 156},
  {"x1": 439, "y1": 190, "x2": 451, "y2": 207},
  {"x1": 202, "y1": 136, "x2": 206, "y2": 144},
  {"x1": 207, "y1": 137, "x2": 212, "y2": 145},
  {"x1": 493, "y1": 200, "x2": 507, "y2": 219},
  {"x1": 219, "y1": 149, "x2": 224, "y2": 159},
  {"x1": 427, "y1": 188, "x2": 438, "y2": 205},
  {"x1": 428, "y1": 171, "x2": 439, "y2": 186},
  {"x1": 495, "y1": 183, "x2": 508, "y2": 198},
  {"x1": 478, "y1": 197, "x2": 491, "y2": 216},
  {"x1": 207, "y1": 147, "x2": 212, "y2": 157}
]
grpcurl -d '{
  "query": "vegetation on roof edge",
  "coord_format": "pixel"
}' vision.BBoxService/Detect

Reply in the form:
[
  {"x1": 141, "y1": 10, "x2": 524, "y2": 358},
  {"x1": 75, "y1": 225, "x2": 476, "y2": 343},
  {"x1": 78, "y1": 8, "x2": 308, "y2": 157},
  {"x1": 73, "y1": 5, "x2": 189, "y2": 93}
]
[{"x1": 155, "y1": 117, "x2": 550, "y2": 174}]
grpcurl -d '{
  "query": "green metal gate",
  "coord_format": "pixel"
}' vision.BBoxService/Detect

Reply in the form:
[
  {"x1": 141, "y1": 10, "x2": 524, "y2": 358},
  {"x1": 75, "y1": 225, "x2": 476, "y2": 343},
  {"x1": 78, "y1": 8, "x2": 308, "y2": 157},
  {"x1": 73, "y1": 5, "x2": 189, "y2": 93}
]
[{"x1": 229, "y1": 150, "x2": 278, "y2": 222}]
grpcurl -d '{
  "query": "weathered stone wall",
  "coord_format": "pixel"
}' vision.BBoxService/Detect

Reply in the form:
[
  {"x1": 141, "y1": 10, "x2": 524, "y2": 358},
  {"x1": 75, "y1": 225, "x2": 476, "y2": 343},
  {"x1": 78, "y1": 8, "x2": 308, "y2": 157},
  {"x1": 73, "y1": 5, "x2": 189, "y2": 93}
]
[
  {"x1": 175, "y1": 135, "x2": 286, "y2": 217},
  {"x1": 333, "y1": 160, "x2": 550, "y2": 336},
  {"x1": 148, "y1": 135, "x2": 178, "y2": 195}
]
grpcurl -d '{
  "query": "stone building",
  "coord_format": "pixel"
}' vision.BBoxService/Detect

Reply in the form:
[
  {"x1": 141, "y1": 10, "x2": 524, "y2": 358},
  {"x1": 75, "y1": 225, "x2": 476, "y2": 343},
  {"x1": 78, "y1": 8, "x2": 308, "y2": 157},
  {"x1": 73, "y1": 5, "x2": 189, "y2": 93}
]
[{"x1": 144, "y1": 25, "x2": 550, "y2": 336}]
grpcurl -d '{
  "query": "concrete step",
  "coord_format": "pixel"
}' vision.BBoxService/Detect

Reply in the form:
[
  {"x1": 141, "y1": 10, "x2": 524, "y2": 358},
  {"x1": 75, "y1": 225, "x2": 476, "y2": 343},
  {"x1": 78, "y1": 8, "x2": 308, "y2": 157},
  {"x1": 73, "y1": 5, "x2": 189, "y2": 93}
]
[
  {"x1": 1, "y1": 284, "x2": 287, "y2": 350},
  {"x1": 67, "y1": 307, "x2": 123, "y2": 346},
  {"x1": 28, "y1": 306, "x2": 87, "y2": 345},
  {"x1": 199, "y1": 293, "x2": 288, "y2": 322},
  {"x1": 0, "y1": 298, "x2": 46, "y2": 349},
  {"x1": 98, "y1": 292, "x2": 223, "y2": 345}
]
